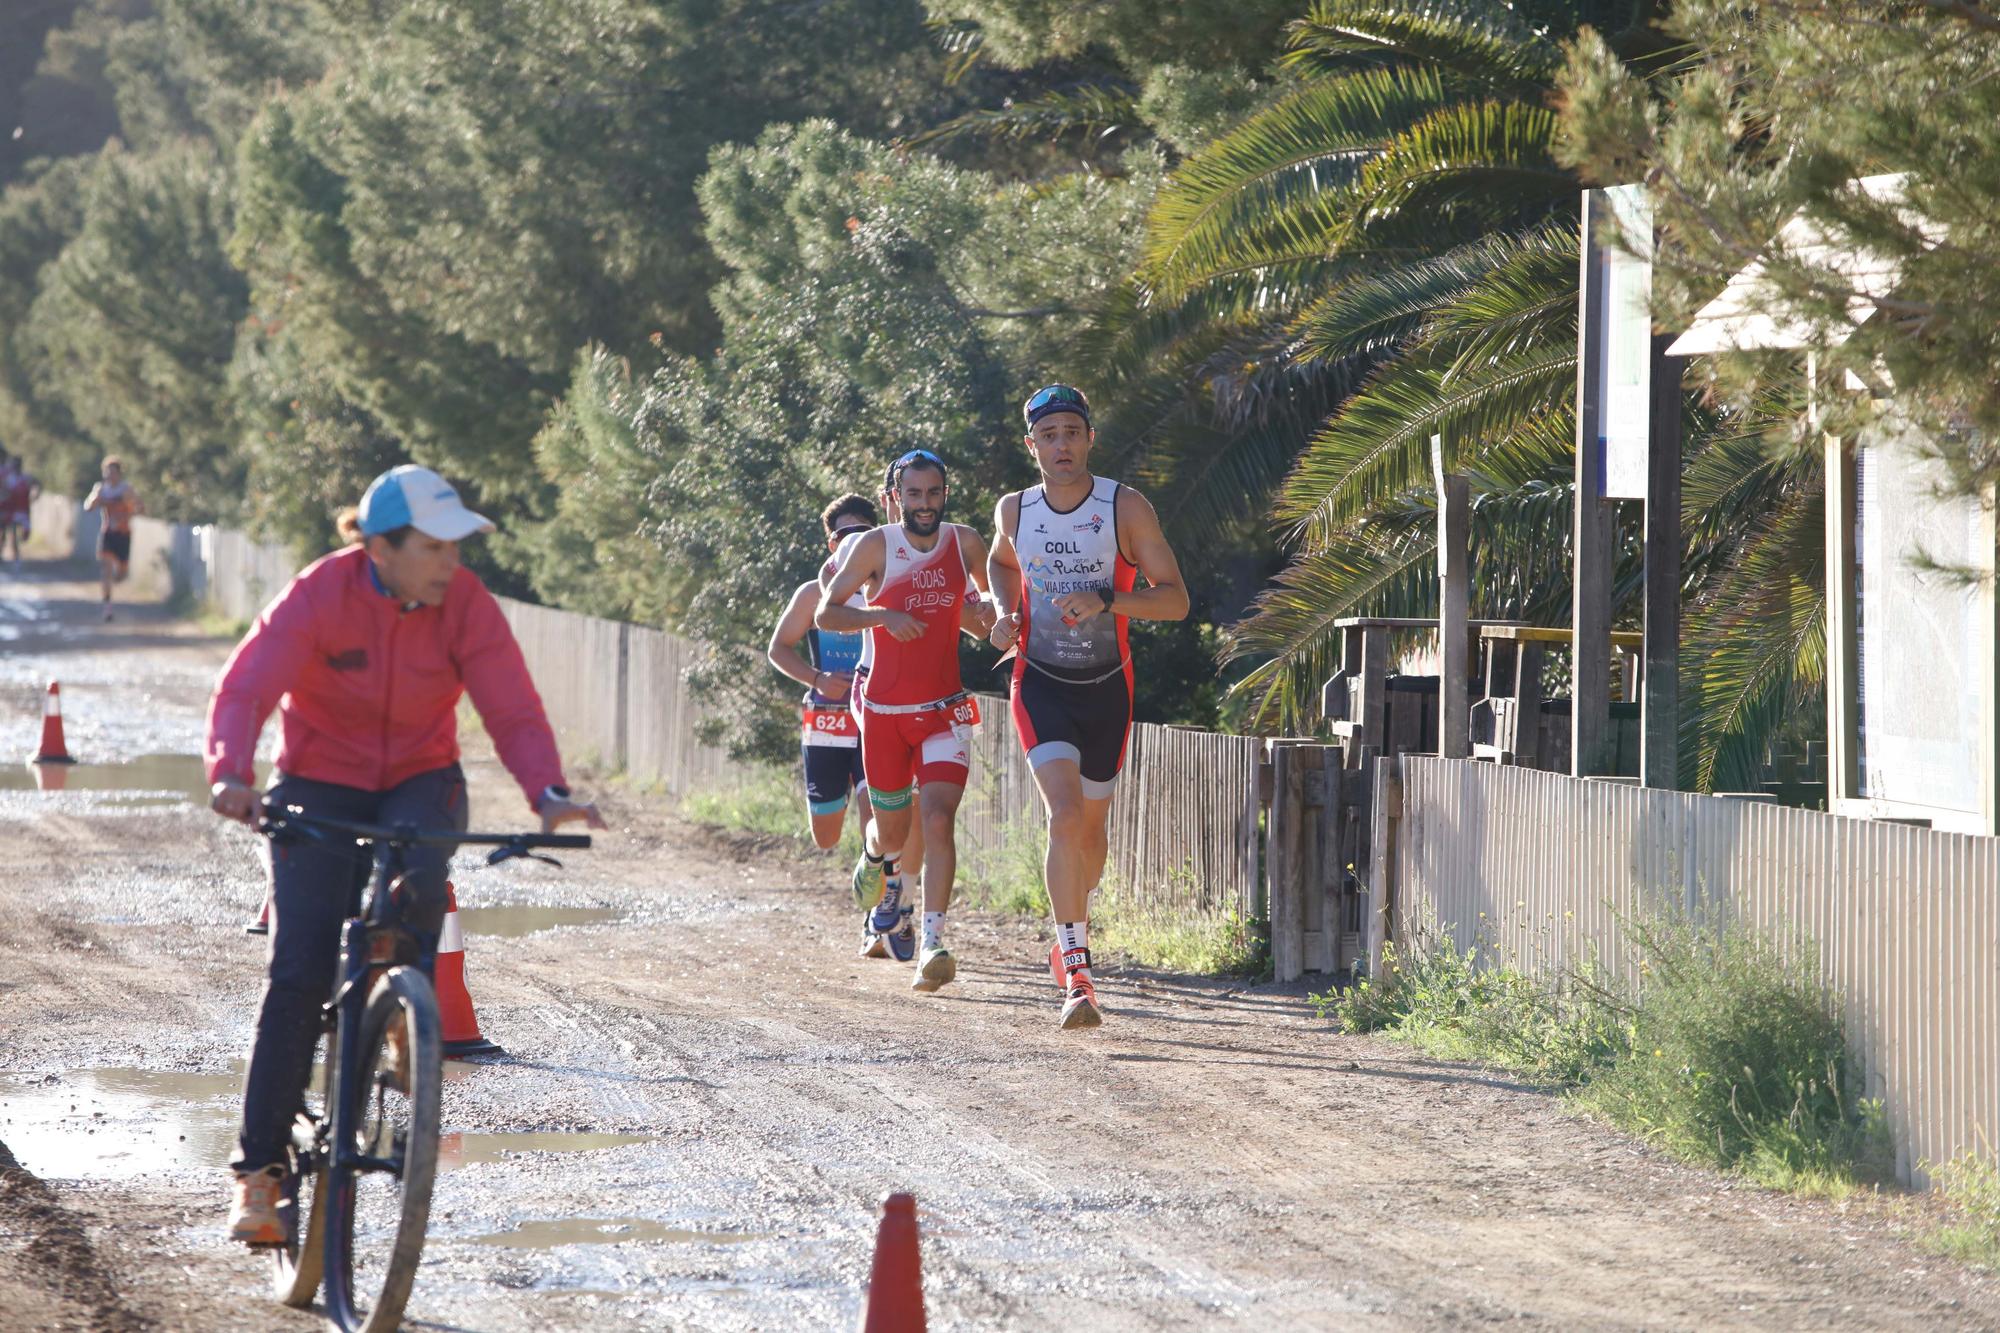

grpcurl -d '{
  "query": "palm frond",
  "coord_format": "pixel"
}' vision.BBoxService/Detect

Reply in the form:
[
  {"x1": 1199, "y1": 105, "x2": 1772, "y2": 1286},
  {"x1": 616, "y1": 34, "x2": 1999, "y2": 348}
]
[
  {"x1": 1682, "y1": 462, "x2": 1826, "y2": 790},
  {"x1": 903, "y1": 84, "x2": 1142, "y2": 149},
  {"x1": 1139, "y1": 65, "x2": 1455, "y2": 301},
  {"x1": 1285, "y1": 0, "x2": 1565, "y2": 91},
  {"x1": 1279, "y1": 342, "x2": 1577, "y2": 539}
]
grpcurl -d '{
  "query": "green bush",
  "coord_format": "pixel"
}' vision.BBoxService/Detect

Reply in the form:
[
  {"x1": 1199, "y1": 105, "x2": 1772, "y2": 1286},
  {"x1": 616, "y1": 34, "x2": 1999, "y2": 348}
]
[
  {"x1": 1328, "y1": 908, "x2": 1891, "y2": 1196},
  {"x1": 1578, "y1": 916, "x2": 1889, "y2": 1192},
  {"x1": 1927, "y1": 1153, "x2": 2000, "y2": 1269},
  {"x1": 680, "y1": 764, "x2": 811, "y2": 840},
  {"x1": 1094, "y1": 872, "x2": 1262, "y2": 976}
]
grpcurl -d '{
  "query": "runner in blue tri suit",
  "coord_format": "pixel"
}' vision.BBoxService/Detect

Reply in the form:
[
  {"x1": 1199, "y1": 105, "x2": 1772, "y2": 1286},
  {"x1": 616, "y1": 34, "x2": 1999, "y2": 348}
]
[{"x1": 768, "y1": 494, "x2": 879, "y2": 850}]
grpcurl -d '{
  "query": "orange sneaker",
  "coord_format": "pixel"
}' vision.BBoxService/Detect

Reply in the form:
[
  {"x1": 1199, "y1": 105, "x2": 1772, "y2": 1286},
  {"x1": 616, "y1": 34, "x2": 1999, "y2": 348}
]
[
  {"x1": 1048, "y1": 941, "x2": 1065, "y2": 990},
  {"x1": 1056, "y1": 948, "x2": 1101, "y2": 1030},
  {"x1": 227, "y1": 1164, "x2": 289, "y2": 1246}
]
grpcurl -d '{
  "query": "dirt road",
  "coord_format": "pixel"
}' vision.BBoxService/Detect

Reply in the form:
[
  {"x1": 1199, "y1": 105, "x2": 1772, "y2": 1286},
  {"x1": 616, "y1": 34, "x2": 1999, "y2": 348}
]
[{"x1": 0, "y1": 561, "x2": 1994, "y2": 1331}]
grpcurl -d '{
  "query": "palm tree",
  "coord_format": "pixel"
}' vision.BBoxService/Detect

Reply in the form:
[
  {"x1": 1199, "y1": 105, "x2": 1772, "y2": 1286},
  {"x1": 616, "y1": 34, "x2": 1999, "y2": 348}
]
[{"x1": 1084, "y1": 0, "x2": 1820, "y2": 789}]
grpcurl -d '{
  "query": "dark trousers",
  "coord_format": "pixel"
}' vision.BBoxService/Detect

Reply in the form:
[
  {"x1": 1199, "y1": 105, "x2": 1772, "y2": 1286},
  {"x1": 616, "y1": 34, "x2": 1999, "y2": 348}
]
[{"x1": 233, "y1": 765, "x2": 467, "y2": 1172}]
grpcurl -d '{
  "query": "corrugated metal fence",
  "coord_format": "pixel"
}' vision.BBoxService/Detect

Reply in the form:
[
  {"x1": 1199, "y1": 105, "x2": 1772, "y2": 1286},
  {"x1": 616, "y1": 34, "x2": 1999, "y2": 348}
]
[{"x1": 1390, "y1": 757, "x2": 2000, "y2": 1185}]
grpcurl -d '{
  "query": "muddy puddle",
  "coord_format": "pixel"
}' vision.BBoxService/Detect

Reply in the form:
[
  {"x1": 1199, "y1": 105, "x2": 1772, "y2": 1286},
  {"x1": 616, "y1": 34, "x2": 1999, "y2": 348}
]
[
  {"x1": 467, "y1": 1217, "x2": 765, "y2": 1250},
  {"x1": 454, "y1": 905, "x2": 623, "y2": 937},
  {"x1": 0, "y1": 1066, "x2": 636, "y2": 1180},
  {"x1": 0, "y1": 753, "x2": 217, "y2": 804}
]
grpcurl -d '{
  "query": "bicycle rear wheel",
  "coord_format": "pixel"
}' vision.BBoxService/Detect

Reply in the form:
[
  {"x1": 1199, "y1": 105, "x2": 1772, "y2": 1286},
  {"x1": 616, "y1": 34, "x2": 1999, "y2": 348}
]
[{"x1": 322, "y1": 967, "x2": 442, "y2": 1333}]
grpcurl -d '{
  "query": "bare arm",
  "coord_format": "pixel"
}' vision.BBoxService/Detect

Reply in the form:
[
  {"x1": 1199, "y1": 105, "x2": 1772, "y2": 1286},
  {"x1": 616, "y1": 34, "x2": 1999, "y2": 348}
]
[
  {"x1": 985, "y1": 494, "x2": 1023, "y2": 650},
  {"x1": 770, "y1": 580, "x2": 849, "y2": 699},
  {"x1": 953, "y1": 523, "x2": 997, "y2": 639},
  {"x1": 816, "y1": 531, "x2": 924, "y2": 641},
  {"x1": 82, "y1": 484, "x2": 102, "y2": 511},
  {"x1": 1113, "y1": 488, "x2": 1190, "y2": 621}
]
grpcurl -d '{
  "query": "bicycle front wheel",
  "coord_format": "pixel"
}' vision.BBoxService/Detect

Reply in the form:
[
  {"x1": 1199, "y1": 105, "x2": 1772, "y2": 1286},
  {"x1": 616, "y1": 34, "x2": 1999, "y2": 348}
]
[
  {"x1": 322, "y1": 966, "x2": 442, "y2": 1333},
  {"x1": 269, "y1": 1111, "x2": 328, "y2": 1307}
]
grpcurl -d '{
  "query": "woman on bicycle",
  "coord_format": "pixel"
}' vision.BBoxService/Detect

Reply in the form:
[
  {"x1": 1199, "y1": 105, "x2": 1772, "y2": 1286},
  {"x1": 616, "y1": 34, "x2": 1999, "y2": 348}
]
[{"x1": 205, "y1": 464, "x2": 605, "y2": 1245}]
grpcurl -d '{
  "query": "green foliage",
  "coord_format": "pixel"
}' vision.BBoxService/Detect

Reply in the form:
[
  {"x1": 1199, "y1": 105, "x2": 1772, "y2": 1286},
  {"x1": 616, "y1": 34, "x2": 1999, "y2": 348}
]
[
  {"x1": 1556, "y1": 3, "x2": 2000, "y2": 478},
  {"x1": 1093, "y1": 871, "x2": 1262, "y2": 975},
  {"x1": 1578, "y1": 916, "x2": 1890, "y2": 1192},
  {"x1": 678, "y1": 763, "x2": 810, "y2": 840},
  {"x1": 1331, "y1": 909, "x2": 1891, "y2": 1194},
  {"x1": 924, "y1": 0, "x2": 1296, "y2": 75},
  {"x1": 23, "y1": 141, "x2": 248, "y2": 517},
  {"x1": 1927, "y1": 1154, "x2": 2000, "y2": 1271}
]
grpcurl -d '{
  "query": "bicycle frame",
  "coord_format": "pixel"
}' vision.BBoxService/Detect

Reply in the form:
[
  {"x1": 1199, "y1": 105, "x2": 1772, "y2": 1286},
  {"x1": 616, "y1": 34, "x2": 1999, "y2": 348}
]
[{"x1": 257, "y1": 804, "x2": 589, "y2": 1331}]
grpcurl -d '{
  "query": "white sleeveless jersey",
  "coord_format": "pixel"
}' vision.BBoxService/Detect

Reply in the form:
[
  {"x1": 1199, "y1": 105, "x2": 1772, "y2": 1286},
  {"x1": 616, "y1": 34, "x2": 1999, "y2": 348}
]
[{"x1": 1014, "y1": 476, "x2": 1137, "y2": 677}]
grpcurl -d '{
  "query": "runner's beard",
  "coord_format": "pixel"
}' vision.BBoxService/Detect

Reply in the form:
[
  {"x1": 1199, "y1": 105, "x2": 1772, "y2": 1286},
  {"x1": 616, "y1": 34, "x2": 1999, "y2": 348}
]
[{"x1": 902, "y1": 510, "x2": 942, "y2": 538}]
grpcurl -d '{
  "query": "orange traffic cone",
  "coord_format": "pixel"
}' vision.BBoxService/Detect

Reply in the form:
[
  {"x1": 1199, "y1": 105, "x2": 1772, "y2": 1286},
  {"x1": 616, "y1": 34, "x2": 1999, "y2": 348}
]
[
  {"x1": 244, "y1": 893, "x2": 271, "y2": 936},
  {"x1": 859, "y1": 1193, "x2": 925, "y2": 1332},
  {"x1": 437, "y1": 882, "x2": 503, "y2": 1057},
  {"x1": 30, "y1": 681, "x2": 75, "y2": 765}
]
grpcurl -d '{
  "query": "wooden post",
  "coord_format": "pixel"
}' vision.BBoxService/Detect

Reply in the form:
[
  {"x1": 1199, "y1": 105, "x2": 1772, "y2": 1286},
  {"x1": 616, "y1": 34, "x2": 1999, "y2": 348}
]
[
  {"x1": 1358, "y1": 626, "x2": 1390, "y2": 757},
  {"x1": 1366, "y1": 755, "x2": 1401, "y2": 981},
  {"x1": 1302, "y1": 747, "x2": 1335, "y2": 974},
  {"x1": 1434, "y1": 436, "x2": 1471, "y2": 759},
  {"x1": 1573, "y1": 192, "x2": 1617, "y2": 778},
  {"x1": 1267, "y1": 741, "x2": 1303, "y2": 982},
  {"x1": 1642, "y1": 335, "x2": 1683, "y2": 788},
  {"x1": 1820, "y1": 357, "x2": 1861, "y2": 806}
]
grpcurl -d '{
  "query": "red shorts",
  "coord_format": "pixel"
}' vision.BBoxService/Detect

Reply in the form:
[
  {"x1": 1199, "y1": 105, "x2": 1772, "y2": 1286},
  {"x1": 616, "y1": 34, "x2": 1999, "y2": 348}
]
[{"x1": 861, "y1": 703, "x2": 971, "y2": 794}]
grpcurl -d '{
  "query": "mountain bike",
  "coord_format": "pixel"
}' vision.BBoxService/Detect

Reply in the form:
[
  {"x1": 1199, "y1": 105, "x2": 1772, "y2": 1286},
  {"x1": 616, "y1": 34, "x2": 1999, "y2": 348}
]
[{"x1": 254, "y1": 803, "x2": 589, "y2": 1332}]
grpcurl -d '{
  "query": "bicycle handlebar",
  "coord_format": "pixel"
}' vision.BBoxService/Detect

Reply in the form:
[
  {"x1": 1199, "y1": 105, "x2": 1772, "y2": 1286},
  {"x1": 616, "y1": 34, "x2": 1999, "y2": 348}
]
[{"x1": 256, "y1": 802, "x2": 593, "y2": 850}]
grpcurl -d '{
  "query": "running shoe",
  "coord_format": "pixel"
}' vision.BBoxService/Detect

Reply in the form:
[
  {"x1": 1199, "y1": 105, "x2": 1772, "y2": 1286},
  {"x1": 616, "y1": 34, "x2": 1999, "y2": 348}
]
[
  {"x1": 227, "y1": 1165, "x2": 288, "y2": 1246},
  {"x1": 867, "y1": 892, "x2": 905, "y2": 937},
  {"x1": 851, "y1": 853, "x2": 883, "y2": 910},
  {"x1": 1059, "y1": 971, "x2": 1102, "y2": 1029},
  {"x1": 885, "y1": 908, "x2": 917, "y2": 963},
  {"x1": 912, "y1": 939, "x2": 956, "y2": 992},
  {"x1": 857, "y1": 925, "x2": 889, "y2": 959},
  {"x1": 1048, "y1": 941, "x2": 1065, "y2": 990}
]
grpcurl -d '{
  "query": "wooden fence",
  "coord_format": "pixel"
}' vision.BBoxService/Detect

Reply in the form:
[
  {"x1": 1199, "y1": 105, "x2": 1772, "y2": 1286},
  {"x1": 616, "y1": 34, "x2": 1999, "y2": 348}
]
[{"x1": 1380, "y1": 756, "x2": 2000, "y2": 1186}]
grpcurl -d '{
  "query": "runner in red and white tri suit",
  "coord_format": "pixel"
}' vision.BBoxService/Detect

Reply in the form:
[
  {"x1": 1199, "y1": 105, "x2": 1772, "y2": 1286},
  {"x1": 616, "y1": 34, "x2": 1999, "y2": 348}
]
[{"x1": 818, "y1": 449, "x2": 994, "y2": 992}]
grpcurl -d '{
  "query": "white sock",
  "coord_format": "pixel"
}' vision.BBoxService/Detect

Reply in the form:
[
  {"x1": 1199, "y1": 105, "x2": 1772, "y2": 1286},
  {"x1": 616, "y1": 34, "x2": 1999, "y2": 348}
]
[
  {"x1": 922, "y1": 910, "x2": 946, "y2": 943},
  {"x1": 1057, "y1": 920, "x2": 1090, "y2": 974}
]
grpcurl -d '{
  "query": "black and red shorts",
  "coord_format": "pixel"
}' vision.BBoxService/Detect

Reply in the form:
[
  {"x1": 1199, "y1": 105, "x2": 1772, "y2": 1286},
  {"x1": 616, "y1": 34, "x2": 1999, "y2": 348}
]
[{"x1": 1009, "y1": 660, "x2": 1133, "y2": 798}]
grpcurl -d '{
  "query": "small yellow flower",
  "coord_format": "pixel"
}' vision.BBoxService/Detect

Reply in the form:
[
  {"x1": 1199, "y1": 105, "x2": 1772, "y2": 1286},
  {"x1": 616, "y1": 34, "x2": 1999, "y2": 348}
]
[{"x1": 1653, "y1": 1048, "x2": 1664, "y2": 1058}]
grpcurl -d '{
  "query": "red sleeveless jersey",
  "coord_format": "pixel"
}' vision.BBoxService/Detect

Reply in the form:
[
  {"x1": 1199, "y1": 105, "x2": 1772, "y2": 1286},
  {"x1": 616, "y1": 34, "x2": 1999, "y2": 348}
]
[{"x1": 861, "y1": 524, "x2": 967, "y2": 707}]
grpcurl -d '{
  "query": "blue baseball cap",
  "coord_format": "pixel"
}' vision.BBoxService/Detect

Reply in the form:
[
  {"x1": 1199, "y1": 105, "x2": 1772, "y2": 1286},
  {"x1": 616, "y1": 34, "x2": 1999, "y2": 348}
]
[{"x1": 358, "y1": 466, "x2": 495, "y2": 540}]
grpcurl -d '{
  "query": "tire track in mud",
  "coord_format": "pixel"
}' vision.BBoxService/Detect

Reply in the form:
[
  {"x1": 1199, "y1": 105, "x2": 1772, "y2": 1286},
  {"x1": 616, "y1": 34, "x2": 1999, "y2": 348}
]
[{"x1": 0, "y1": 1142, "x2": 149, "y2": 1331}]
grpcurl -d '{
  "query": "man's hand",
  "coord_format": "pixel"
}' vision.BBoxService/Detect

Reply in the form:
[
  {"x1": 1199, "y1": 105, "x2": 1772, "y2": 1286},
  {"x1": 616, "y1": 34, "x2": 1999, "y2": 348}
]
[
  {"x1": 540, "y1": 795, "x2": 608, "y2": 834},
  {"x1": 878, "y1": 609, "x2": 927, "y2": 642},
  {"x1": 989, "y1": 611, "x2": 1020, "y2": 652},
  {"x1": 814, "y1": 670, "x2": 854, "y2": 701},
  {"x1": 210, "y1": 778, "x2": 256, "y2": 824},
  {"x1": 1053, "y1": 590, "x2": 1107, "y2": 624},
  {"x1": 965, "y1": 595, "x2": 998, "y2": 638}
]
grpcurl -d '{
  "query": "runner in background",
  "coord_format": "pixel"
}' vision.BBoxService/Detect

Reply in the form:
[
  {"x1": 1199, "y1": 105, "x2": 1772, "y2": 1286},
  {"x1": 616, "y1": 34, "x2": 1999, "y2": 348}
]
[
  {"x1": 0, "y1": 453, "x2": 38, "y2": 570},
  {"x1": 818, "y1": 450, "x2": 994, "y2": 990},
  {"x1": 988, "y1": 385, "x2": 1189, "y2": 1028},
  {"x1": 82, "y1": 456, "x2": 141, "y2": 620},
  {"x1": 826, "y1": 462, "x2": 989, "y2": 959},
  {"x1": 767, "y1": 494, "x2": 878, "y2": 851}
]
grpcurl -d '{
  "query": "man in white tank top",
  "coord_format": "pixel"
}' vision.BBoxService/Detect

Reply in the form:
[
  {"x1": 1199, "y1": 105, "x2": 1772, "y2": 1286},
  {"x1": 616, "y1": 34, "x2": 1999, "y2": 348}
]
[{"x1": 987, "y1": 385, "x2": 1190, "y2": 1029}]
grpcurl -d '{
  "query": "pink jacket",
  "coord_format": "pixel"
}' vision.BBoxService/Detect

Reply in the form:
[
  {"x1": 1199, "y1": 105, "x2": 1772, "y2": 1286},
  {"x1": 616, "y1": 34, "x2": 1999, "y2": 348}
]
[{"x1": 204, "y1": 545, "x2": 564, "y2": 808}]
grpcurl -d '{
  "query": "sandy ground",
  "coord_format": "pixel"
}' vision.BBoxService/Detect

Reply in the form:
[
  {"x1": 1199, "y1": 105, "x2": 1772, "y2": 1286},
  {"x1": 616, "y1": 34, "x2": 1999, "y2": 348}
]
[{"x1": 0, "y1": 558, "x2": 1995, "y2": 1332}]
